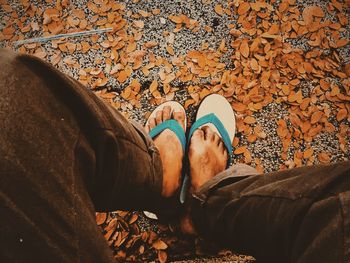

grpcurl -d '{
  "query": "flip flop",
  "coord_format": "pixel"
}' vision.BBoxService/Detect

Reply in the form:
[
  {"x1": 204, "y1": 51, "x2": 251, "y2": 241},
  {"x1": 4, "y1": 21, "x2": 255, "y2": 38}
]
[
  {"x1": 179, "y1": 94, "x2": 236, "y2": 203},
  {"x1": 143, "y1": 101, "x2": 187, "y2": 219}
]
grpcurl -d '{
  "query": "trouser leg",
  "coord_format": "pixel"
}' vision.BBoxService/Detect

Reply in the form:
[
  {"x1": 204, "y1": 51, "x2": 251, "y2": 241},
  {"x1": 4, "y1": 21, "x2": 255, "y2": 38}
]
[
  {"x1": 190, "y1": 162, "x2": 350, "y2": 262},
  {"x1": 0, "y1": 49, "x2": 171, "y2": 262}
]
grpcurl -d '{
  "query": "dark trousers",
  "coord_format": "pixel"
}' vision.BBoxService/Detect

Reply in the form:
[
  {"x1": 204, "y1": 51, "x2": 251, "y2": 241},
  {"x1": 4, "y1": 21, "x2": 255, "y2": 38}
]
[{"x1": 0, "y1": 49, "x2": 349, "y2": 262}]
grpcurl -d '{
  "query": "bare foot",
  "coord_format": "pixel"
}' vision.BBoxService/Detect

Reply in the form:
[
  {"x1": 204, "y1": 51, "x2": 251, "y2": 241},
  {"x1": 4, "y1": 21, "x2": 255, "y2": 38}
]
[
  {"x1": 189, "y1": 126, "x2": 228, "y2": 191},
  {"x1": 180, "y1": 126, "x2": 228, "y2": 234},
  {"x1": 145, "y1": 106, "x2": 185, "y2": 198}
]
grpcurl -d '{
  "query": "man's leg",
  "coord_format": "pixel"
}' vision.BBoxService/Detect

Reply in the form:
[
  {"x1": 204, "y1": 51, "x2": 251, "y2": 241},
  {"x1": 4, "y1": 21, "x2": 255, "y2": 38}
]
[
  {"x1": 186, "y1": 126, "x2": 350, "y2": 262},
  {"x1": 0, "y1": 49, "x2": 181, "y2": 261}
]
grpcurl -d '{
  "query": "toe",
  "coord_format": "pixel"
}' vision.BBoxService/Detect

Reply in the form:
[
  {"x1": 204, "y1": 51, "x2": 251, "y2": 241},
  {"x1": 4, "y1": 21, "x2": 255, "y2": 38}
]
[
  {"x1": 192, "y1": 129, "x2": 204, "y2": 141},
  {"x1": 173, "y1": 111, "x2": 185, "y2": 130},
  {"x1": 190, "y1": 129, "x2": 204, "y2": 150},
  {"x1": 202, "y1": 126, "x2": 215, "y2": 141},
  {"x1": 155, "y1": 110, "x2": 163, "y2": 125},
  {"x1": 149, "y1": 118, "x2": 156, "y2": 129},
  {"x1": 162, "y1": 106, "x2": 171, "y2": 121},
  {"x1": 213, "y1": 132, "x2": 221, "y2": 144}
]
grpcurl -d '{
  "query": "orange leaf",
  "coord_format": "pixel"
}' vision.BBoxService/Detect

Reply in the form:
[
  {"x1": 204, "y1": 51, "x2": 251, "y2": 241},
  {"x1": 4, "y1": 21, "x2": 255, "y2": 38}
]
[
  {"x1": 300, "y1": 98, "x2": 310, "y2": 111},
  {"x1": 158, "y1": 250, "x2": 167, "y2": 263},
  {"x1": 240, "y1": 40, "x2": 249, "y2": 58},
  {"x1": 244, "y1": 149, "x2": 252, "y2": 163},
  {"x1": 234, "y1": 146, "x2": 247, "y2": 155},
  {"x1": 310, "y1": 111, "x2": 323, "y2": 124},
  {"x1": 303, "y1": 148, "x2": 314, "y2": 159},
  {"x1": 268, "y1": 24, "x2": 279, "y2": 35},
  {"x1": 320, "y1": 79, "x2": 330, "y2": 90},
  {"x1": 168, "y1": 15, "x2": 182, "y2": 23},
  {"x1": 144, "y1": 41, "x2": 158, "y2": 48},
  {"x1": 337, "y1": 109, "x2": 348, "y2": 121},
  {"x1": 133, "y1": 20, "x2": 144, "y2": 29},
  {"x1": 232, "y1": 102, "x2": 247, "y2": 112},
  {"x1": 324, "y1": 122, "x2": 335, "y2": 133},
  {"x1": 184, "y1": 99, "x2": 195, "y2": 109},
  {"x1": 166, "y1": 45, "x2": 175, "y2": 55},
  {"x1": 302, "y1": 6, "x2": 324, "y2": 25},
  {"x1": 244, "y1": 116, "x2": 256, "y2": 124},
  {"x1": 96, "y1": 213, "x2": 107, "y2": 225},
  {"x1": 121, "y1": 86, "x2": 132, "y2": 99},
  {"x1": 247, "y1": 134, "x2": 257, "y2": 143},
  {"x1": 281, "y1": 85, "x2": 290, "y2": 95},
  {"x1": 336, "y1": 39, "x2": 349, "y2": 48},
  {"x1": 129, "y1": 213, "x2": 138, "y2": 224},
  {"x1": 290, "y1": 79, "x2": 300, "y2": 86},
  {"x1": 237, "y1": 2, "x2": 250, "y2": 15},
  {"x1": 152, "y1": 239, "x2": 168, "y2": 250},
  {"x1": 233, "y1": 137, "x2": 240, "y2": 147},
  {"x1": 278, "y1": 2, "x2": 289, "y2": 13},
  {"x1": 214, "y1": 4, "x2": 224, "y2": 15},
  {"x1": 117, "y1": 68, "x2": 132, "y2": 83},
  {"x1": 250, "y1": 58, "x2": 259, "y2": 71},
  {"x1": 318, "y1": 152, "x2": 330, "y2": 163},
  {"x1": 149, "y1": 80, "x2": 158, "y2": 93}
]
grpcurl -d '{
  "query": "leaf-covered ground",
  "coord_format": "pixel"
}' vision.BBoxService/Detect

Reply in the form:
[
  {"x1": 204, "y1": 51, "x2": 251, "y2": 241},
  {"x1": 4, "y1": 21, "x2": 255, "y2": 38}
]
[{"x1": 1, "y1": 0, "x2": 349, "y2": 262}]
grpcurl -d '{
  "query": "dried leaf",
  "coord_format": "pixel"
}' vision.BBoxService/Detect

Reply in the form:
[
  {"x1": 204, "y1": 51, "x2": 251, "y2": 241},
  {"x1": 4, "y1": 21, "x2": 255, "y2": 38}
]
[
  {"x1": 335, "y1": 39, "x2": 349, "y2": 48},
  {"x1": 152, "y1": 239, "x2": 168, "y2": 250},
  {"x1": 318, "y1": 152, "x2": 330, "y2": 163},
  {"x1": 234, "y1": 146, "x2": 247, "y2": 155},
  {"x1": 310, "y1": 111, "x2": 323, "y2": 124},
  {"x1": 244, "y1": 116, "x2": 256, "y2": 124},
  {"x1": 214, "y1": 4, "x2": 224, "y2": 16},
  {"x1": 232, "y1": 102, "x2": 247, "y2": 112},
  {"x1": 250, "y1": 58, "x2": 259, "y2": 71},
  {"x1": 129, "y1": 213, "x2": 138, "y2": 224},
  {"x1": 158, "y1": 250, "x2": 167, "y2": 263},
  {"x1": 237, "y1": 2, "x2": 250, "y2": 15},
  {"x1": 240, "y1": 40, "x2": 249, "y2": 58},
  {"x1": 303, "y1": 148, "x2": 314, "y2": 159},
  {"x1": 166, "y1": 45, "x2": 175, "y2": 56},
  {"x1": 168, "y1": 15, "x2": 182, "y2": 23},
  {"x1": 144, "y1": 41, "x2": 158, "y2": 48},
  {"x1": 96, "y1": 213, "x2": 107, "y2": 225},
  {"x1": 337, "y1": 109, "x2": 348, "y2": 121},
  {"x1": 133, "y1": 20, "x2": 144, "y2": 29},
  {"x1": 149, "y1": 80, "x2": 158, "y2": 93}
]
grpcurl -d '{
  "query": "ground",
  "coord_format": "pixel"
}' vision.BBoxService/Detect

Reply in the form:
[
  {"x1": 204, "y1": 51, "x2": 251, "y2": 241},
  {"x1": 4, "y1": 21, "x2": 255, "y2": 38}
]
[{"x1": 0, "y1": 0, "x2": 349, "y2": 262}]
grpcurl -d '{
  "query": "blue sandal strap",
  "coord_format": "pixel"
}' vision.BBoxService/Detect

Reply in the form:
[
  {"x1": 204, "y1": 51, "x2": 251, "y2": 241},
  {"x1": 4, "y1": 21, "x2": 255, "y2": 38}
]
[
  {"x1": 188, "y1": 113, "x2": 233, "y2": 166},
  {"x1": 149, "y1": 119, "x2": 186, "y2": 151}
]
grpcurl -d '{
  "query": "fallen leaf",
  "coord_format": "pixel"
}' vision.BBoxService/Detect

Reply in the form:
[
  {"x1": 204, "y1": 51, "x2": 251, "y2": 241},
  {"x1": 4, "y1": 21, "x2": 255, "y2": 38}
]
[
  {"x1": 303, "y1": 148, "x2": 314, "y2": 159},
  {"x1": 237, "y1": 2, "x2": 250, "y2": 15},
  {"x1": 244, "y1": 116, "x2": 256, "y2": 124},
  {"x1": 133, "y1": 20, "x2": 144, "y2": 29},
  {"x1": 149, "y1": 80, "x2": 158, "y2": 93},
  {"x1": 310, "y1": 111, "x2": 323, "y2": 124},
  {"x1": 158, "y1": 250, "x2": 167, "y2": 263},
  {"x1": 318, "y1": 152, "x2": 330, "y2": 163},
  {"x1": 168, "y1": 15, "x2": 182, "y2": 23},
  {"x1": 234, "y1": 146, "x2": 247, "y2": 155},
  {"x1": 337, "y1": 109, "x2": 348, "y2": 121},
  {"x1": 240, "y1": 40, "x2": 249, "y2": 58},
  {"x1": 96, "y1": 213, "x2": 107, "y2": 225},
  {"x1": 152, "y1": 239, "x2": 168, "y2": 250},
  {"x1": 214, "y1": 4, "x2": 224, "y2": 16}
]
